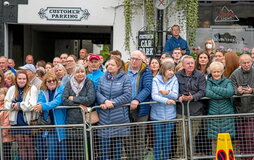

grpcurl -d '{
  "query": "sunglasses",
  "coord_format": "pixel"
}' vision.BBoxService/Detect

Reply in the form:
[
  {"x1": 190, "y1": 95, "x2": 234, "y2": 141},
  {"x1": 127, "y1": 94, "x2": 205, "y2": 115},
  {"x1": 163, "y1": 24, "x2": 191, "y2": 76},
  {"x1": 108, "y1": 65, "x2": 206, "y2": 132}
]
[{"x1": 46, "y1": 79, "x2": 56, "y2": 83}]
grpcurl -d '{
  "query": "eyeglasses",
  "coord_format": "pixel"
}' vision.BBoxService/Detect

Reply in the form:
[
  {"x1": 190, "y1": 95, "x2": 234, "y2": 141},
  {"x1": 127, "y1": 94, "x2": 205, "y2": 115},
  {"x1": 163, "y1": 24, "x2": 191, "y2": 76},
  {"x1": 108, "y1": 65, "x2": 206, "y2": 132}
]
[
  {"x1": 46, "y1": 79, "x2": 56, "y2": 83},
  {"x1": 130, "y1": 57, "x2": 141, "y2": 62},
  {"x1": 184, "y1": 62, "x2": 195, "y2": 65}
]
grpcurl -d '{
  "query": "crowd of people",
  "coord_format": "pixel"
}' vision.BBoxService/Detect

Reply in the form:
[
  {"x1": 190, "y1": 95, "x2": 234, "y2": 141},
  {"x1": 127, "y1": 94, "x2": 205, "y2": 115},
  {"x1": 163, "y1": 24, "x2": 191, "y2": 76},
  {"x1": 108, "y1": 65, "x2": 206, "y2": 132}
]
[{"x1": 0, "y1": 24, "x2": 254, "y2": 160}]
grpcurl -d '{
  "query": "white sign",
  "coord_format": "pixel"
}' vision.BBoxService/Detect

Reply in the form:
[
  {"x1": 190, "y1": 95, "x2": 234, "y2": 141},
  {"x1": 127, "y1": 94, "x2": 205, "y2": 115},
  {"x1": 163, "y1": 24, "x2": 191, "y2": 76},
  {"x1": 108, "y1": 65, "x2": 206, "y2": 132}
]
[
  {"x1": 155, "y1": 0, "x2": 170, "y2": 10},
  {"x1": 38, "y1": 7, "x2": 90, "y2": 21}
]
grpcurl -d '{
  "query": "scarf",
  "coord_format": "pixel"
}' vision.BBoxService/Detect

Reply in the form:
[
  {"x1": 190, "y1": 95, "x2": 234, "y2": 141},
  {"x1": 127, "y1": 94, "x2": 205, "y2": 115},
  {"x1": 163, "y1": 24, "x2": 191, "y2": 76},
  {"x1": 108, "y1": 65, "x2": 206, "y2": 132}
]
[{"x1": 70, "y1": 76, "x2": 86, "y2": 96}]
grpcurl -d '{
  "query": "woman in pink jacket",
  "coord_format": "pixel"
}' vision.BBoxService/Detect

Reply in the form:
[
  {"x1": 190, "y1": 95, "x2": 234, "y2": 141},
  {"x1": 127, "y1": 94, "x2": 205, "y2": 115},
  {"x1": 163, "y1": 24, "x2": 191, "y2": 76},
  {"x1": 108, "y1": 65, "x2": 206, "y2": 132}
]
[{"x1": 0, "y1": 87, "x2": 13, "y2": 160}]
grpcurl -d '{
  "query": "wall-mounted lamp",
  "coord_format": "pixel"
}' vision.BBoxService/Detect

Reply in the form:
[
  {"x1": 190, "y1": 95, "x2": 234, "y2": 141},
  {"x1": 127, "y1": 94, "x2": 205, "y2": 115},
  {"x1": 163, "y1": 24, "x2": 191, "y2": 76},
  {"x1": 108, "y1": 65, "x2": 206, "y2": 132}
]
[{"x1": 3, "y1": 1, "x2": 10, "y2": 7}]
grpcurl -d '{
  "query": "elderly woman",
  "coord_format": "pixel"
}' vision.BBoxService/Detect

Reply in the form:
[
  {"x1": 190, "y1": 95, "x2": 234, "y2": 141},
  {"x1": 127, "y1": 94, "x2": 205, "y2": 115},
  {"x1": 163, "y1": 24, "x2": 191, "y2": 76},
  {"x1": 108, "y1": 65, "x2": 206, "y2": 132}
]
[
  {"x1": 54, "y1": 63, "x2": 68, "y2": 85},
  {"x1": 205, "y1": 62, "x2": 235, "y2": 154},
  {"x1": 151, "y1": 62, "x2": 179, "y2": 160},
  {"x1": 62, "y1": 64, "x2": 95, "y2": 159},
  {"x1": 4, "y1": 70, "x2": 38, "y2": 160},
  {"x1": 96, "y1": 57, "x2": 132, "y2": 160},
  {"x1": 34, "y1": 72, "x2": 67, "y2": 160}
]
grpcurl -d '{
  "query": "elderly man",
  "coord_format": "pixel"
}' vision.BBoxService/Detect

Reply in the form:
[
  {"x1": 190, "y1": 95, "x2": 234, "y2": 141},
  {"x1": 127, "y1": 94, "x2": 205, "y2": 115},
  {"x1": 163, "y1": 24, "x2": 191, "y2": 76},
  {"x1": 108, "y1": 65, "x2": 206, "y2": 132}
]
[
  {"x1": 124, "y1": 50, "x2": 153, "y2": 159},
  {"x1": 86, "y1": 54, "x2": 104, "y2": 89},
  {"x1": 8, "y1": 58, "x2": 15, "y2": 69},
  {"x1": 231, "y1": 54, "x2": 254, "y2": 156},
  {"x1": 25, "y1": 54, "x2": 34, "y2": 64},
  {"x1": 19, "y1": 64, "x2": 42, "y2": 90},
  {"x1": 175, "y1": 55, "x2": 206, "y2": 158},
  {"x1": 0, "y1": 56, "x2": 16, "y2": 74},
  {"x1": 164, "y1": 24, "x2": 190, "y2": 55}
]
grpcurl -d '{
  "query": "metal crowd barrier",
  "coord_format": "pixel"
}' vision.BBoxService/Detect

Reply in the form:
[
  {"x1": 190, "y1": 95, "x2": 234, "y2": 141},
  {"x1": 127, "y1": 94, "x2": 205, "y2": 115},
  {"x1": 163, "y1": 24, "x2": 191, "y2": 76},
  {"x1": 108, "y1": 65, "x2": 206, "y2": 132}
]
[
  {"x1": 1, "y1": 94, "x2": 254, "y2": 160},
  {"x1": 0, "y1": 106, "x2": 88, "y2": 160},
  {"x1": 188, "y1": 94, "x2": 254, "y2": 160}
]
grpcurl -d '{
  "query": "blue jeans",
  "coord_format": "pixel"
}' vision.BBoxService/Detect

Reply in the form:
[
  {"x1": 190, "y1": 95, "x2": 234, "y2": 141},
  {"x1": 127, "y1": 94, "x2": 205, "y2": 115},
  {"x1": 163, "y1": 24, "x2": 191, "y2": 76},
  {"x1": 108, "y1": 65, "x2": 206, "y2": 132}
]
[
  {"x1": 99, "y1": 137, "x2": 122, "y2": 160},
  {"x1": 47, "y1": 131, "x2": 67, "y2": 160},
  {"x1": 35, "y1": 135, "x2": 47, "y2": 160},
  {"x1": 153, "y1": 121, "x2": 175, "y2": 160}
]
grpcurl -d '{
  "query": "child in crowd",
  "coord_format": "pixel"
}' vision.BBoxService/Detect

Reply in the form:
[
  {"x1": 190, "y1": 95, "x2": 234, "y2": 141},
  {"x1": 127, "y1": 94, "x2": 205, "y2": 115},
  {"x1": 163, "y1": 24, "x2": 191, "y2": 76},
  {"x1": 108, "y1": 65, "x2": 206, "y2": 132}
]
[
  {"x1": 0, "y1": 87, "x2": 13, "y2": 160},
  {"x1": 4, "y1": 70, "x2": 15, "y2": 88}
]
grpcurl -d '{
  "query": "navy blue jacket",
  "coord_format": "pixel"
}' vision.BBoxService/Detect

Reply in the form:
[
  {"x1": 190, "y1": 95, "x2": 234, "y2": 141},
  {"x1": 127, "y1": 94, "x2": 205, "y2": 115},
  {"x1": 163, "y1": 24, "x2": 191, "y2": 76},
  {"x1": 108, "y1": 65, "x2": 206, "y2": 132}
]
[
  {"x1": 96, "y1": 71, "x2": 132, "y2": 137},
  {"x1": 125, "y1": 62, "x2": 153, "y2": 117},
  {"x1": 164, "y1": 36, "x2": 190, "y2": 55}
]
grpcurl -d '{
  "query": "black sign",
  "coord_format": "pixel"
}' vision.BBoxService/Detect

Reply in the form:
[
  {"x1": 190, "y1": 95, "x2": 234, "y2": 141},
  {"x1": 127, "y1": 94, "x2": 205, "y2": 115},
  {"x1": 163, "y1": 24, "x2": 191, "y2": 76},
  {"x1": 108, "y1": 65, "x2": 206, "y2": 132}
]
[{"x1": 138, "y1": 31, "x2": 155, "y2": 57}]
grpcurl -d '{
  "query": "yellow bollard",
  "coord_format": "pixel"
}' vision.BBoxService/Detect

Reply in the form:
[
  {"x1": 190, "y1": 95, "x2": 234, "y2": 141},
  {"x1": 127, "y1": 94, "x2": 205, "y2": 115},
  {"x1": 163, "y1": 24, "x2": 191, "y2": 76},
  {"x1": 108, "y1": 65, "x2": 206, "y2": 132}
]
[{"x1": 216, "y1": 133, "x2": 235, "y2": 160}]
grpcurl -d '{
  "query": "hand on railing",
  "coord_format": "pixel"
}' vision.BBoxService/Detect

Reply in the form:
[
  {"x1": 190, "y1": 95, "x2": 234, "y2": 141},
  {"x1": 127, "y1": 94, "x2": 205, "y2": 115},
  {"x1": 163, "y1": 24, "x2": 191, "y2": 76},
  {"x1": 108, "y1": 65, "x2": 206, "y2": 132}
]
[{"x1": 130, "y1": 100, "x2": 139, "y2": 110}]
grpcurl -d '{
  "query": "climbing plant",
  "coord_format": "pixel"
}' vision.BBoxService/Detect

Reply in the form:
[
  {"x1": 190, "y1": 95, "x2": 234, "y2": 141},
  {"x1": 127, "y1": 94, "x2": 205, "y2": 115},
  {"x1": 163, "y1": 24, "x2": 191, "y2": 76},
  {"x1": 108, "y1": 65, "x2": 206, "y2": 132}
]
[
  {"x1": 124, "y1": 0, "x2": 132, "y2": 52},
  {"x1": 123, "y1": 0, "x2": 199, "y2": 51}
]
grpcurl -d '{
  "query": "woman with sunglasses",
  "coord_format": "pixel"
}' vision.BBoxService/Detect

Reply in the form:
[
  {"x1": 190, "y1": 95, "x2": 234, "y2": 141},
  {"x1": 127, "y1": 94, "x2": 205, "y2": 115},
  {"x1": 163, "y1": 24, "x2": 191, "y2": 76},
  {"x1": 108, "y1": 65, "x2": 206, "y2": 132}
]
[{"x1": 34, "y1": 72, "x2": 67, "y2": 160}]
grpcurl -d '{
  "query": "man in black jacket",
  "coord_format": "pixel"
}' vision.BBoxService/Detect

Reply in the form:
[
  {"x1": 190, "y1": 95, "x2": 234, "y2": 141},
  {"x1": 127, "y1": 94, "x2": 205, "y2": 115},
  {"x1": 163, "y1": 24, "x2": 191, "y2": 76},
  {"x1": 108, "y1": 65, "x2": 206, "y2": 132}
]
[{"x1": 175, "y1": 56, "x2": 206, "y2": 158}]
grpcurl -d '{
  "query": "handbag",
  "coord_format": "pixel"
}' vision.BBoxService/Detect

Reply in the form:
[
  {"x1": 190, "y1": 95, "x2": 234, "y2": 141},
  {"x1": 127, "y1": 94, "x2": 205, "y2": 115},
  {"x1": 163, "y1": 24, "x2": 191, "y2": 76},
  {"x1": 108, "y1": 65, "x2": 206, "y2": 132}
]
[
  {"x1": 31, "y1": 112, "x2": 51, "y2": 125},
  {"x1": 85, "y1": 111, "x2": 99, "y2": 124}
]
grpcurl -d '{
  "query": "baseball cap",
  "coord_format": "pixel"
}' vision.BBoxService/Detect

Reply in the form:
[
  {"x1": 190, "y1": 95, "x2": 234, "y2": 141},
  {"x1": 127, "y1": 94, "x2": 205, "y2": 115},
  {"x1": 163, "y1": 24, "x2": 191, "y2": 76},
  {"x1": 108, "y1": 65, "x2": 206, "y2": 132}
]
[
  {"x1": 19, "y1": 64, "x2": 36, "y2": 73},
  {"x1": 88, "y1": 54, "x2": 101, "y2": 61}
]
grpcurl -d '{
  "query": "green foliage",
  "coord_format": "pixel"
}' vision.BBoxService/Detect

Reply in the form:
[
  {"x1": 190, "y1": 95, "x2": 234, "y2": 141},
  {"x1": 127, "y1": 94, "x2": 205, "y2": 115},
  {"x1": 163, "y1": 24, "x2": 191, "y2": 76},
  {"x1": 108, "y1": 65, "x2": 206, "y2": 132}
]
[
  {"x1": 124, "y1": 0, "x2": 132, "y2": 52},
  {"x1": 100, "y1": 44, "x2": 110, "y2": 63},
  {"x1": 185, "y1": 0, "x2": 199, "y2": 48},
  {"x1": 144, "y1": 0, "x2": 155, "y2": 31},
  {"x1": 123, "y1": 0, "x2": 199, "y2": 51}
]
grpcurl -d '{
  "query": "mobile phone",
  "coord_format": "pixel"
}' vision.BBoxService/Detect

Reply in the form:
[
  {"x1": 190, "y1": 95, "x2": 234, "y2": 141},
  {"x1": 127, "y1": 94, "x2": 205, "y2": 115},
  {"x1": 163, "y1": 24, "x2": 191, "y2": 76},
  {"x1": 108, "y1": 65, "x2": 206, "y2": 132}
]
[
  {"x1": 183, "y1": 92, "x2": 190, "y2": 96},
  {"x1": 241, "y1": 84, "x2": 249, "y2": 88}
]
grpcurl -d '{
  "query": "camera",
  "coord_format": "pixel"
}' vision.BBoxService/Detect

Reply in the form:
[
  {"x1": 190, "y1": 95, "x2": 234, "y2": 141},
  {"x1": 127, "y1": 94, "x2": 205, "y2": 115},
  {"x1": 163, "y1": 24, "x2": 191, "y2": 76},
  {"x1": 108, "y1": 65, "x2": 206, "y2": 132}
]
[{"x1": 3, "y1": 1, "x2": 10, "y2": 7}]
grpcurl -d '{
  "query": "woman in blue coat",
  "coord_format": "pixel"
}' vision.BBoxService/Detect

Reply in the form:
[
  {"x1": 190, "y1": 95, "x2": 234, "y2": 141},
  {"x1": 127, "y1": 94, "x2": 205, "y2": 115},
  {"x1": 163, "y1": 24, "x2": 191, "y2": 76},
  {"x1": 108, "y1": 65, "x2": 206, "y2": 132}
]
[
  {"x1": 96, "y1": 57, "x2": 132, "y2": 160},
  {"x1": 34, "y1": 72, "x2": 67, "y2": 160},
  {"x1": 205, "y1": 62, "x2": 235, "y2": 153},
  {"x1": 151, "y1": 62, "x2": 179, "y2": 160}
]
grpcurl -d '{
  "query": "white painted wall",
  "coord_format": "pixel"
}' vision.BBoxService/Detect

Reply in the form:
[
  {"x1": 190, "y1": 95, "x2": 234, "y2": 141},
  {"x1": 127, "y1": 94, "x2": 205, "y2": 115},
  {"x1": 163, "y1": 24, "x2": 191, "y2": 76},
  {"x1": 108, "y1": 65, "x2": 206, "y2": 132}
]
[{"x1": 17, "y1": 0, "x2": 147, "y2": 61}]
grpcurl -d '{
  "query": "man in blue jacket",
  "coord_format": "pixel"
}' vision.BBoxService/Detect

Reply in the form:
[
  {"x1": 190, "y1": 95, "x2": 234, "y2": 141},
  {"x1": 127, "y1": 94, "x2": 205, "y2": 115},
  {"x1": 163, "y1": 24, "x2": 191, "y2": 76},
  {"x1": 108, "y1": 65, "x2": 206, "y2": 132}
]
[
  {"x1": 86, "y1": 54, "x2": 104, "y2": 89},
  {"x1": 124, "y1": 50, "x2": 153, "y2": 159},
  {"x1": 164, "y1": 24, "x2": 190, "y2": 55}
]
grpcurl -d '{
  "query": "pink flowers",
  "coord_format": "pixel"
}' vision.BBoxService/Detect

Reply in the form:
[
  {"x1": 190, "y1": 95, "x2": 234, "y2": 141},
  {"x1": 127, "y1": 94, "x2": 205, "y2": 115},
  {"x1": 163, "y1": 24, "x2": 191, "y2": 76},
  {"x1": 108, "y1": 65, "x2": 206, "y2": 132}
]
[
  {"x1": 227, "y1": 48, "x2": 233, "y2": 52},
  {"x1": 243, "y1": 48, "x2": 249, "y2": 51},
  {"x1": 219, "y1": 46, "x2": 224, "y2": 50}
]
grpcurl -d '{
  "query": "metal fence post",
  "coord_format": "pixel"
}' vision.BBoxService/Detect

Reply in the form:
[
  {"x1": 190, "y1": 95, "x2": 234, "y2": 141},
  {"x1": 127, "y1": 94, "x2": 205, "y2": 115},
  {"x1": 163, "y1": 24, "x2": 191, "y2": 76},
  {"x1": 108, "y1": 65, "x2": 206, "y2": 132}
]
[
  {"x1": 180, "y1": 102, "x2": 188, "y2": 160},
  {"x1": 0, "y1": 125, "x2": 3, "y2": 160},
  {"x1": 187, "y1": 100, "x2": 194, "y2": 160},
  {"x1": 79, "y1": 105, "x2": 88, "y2": 160}
]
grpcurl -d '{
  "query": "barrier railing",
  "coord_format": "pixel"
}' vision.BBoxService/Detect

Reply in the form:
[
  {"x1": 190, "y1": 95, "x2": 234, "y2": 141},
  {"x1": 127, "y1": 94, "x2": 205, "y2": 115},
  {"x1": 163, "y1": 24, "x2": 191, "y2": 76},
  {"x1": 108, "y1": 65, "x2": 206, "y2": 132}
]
[
  {"x1": 0, "y1": 106, "x2": 88, "y2": 160},
  {"x1": 188, "y1": 94, "x2": 254, "y2": 160},
  {"x1": 1, "y1": 94, "x2": 254, "y2": 160}
]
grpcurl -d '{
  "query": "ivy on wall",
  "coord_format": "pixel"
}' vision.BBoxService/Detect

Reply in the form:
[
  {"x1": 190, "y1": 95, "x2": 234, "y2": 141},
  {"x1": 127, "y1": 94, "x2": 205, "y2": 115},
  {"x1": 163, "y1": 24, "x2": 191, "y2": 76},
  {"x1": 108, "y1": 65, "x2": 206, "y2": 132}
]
[{"x1": 123, "y1": 0, "x2": 199, "y2": 51}]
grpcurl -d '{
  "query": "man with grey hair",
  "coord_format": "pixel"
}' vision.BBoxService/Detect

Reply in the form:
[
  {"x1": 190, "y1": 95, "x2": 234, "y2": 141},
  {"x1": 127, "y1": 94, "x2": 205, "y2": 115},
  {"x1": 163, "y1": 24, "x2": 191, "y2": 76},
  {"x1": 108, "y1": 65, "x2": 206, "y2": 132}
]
[
  {"x1": 175, "y1": 55, "x2": 206, "y2": 158},
  {"x1": 124, "y1": 50, "x2": 152, "y2": 159},
  {"x1": 231, "y1": 54, "x2": 254, "y2": 155},
  {"x1": 0, "y1": 56, "x2": 16, "y2": 74},
  {"x1": 8, "y1": 58, "x2": 15, "y2": 69},
  {"x1": 19, "y1": 64, "x2": 42, "y2": 90}
]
